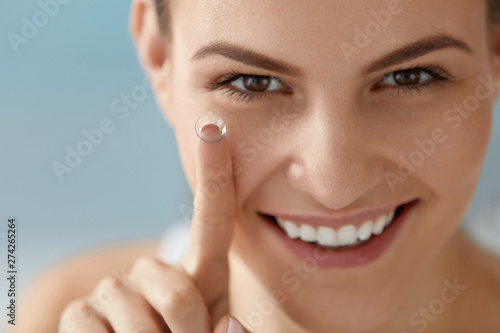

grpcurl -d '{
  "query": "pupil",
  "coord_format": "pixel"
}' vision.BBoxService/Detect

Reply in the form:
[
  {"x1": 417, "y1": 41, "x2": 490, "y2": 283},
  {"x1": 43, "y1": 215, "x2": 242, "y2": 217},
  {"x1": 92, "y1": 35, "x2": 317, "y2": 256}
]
[
  {"x1": 394, "y1": 69, "x2": 421, "y2": 85},
  {"x1": 244, "y1": 76, "x2": 270, "y2": 91}
]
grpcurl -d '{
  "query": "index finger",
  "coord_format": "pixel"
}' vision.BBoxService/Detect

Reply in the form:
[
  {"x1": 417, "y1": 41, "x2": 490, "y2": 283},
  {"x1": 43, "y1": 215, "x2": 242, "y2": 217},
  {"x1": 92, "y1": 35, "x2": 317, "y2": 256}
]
[{"x1": 181, "y1": 114, "x2": 239, "y2": 280}]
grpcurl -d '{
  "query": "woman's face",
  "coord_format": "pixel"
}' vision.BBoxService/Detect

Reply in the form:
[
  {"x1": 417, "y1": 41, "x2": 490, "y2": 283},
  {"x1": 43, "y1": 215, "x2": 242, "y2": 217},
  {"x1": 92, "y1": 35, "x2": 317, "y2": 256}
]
[{"x1": 144, "y1": 0, "x2": 499, "y2": 331}]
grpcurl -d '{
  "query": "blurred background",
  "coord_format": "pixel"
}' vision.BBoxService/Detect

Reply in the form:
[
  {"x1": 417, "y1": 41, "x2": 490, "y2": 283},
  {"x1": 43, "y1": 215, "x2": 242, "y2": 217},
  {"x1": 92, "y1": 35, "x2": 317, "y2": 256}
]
[
  {"x1": 0, "y1": 0, "x2": 194, "y2": 312},
  {"x1": 1, "y1": 0, "x2": 500, "y2": 326}
]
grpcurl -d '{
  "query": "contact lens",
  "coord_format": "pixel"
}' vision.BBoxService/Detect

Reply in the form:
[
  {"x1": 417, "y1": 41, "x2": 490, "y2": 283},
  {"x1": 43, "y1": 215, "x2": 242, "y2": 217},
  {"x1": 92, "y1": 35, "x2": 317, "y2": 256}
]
[{"x1": 194, "y1": 114, "x2": 227, "y2": 143}]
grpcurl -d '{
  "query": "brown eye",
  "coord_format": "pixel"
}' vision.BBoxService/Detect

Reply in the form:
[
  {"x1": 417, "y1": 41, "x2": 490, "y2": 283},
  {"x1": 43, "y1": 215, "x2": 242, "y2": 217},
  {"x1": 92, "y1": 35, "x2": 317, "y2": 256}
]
[
  {"x1": 242, "y1": 76, "x2": 271, "y2": 91},
  {"x1": 378, "y1": 68, "x2": 435, "y2": 89},
  {"x1": 393, "y1": 69, "x2": 421, "y2": 85},
  {"x1": 228, "y1": 75, "x2": 286, "y2": 94}
]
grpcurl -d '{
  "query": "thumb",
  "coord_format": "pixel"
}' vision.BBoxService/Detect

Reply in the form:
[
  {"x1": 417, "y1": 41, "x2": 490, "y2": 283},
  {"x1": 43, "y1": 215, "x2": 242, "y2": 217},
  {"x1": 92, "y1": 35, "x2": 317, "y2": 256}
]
[{"x1": 213, "y1": 315, "x2": 251, "y2": 333}]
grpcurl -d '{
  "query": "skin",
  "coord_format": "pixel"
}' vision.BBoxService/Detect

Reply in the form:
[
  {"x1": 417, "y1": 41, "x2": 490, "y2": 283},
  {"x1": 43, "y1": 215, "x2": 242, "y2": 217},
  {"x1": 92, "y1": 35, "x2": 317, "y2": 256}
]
[{"x1": 53, "y1": 0, "x2": 500, "y2": 332}]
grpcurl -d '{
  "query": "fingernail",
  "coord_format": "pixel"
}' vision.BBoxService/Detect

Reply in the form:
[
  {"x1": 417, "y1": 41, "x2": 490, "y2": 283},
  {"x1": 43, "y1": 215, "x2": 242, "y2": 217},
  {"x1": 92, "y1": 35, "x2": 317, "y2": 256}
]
[
  {"x1": 195, "y1": 114, "x2": 227, "y2": 143},
  {"x1": 227, "y1": 317, "x2": 245, "y2": 333}
]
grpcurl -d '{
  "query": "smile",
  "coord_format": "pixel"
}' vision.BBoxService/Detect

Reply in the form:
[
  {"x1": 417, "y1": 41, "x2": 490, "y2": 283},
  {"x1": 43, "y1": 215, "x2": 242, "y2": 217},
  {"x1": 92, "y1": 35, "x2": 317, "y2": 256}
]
[
  {"x1": 258, "y1": 199, "x2": 418, "y2": 268},
  {"x1": 272, "y1": 205, "x2": 403, "y2": 249}
]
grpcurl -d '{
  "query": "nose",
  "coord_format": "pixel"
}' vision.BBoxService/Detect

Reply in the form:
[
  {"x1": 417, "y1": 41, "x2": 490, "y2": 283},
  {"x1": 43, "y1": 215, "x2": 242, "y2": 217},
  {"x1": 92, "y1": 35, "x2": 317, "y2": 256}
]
[{"x1": 286, "y1": 102, "x2": 384, "y2": 210}]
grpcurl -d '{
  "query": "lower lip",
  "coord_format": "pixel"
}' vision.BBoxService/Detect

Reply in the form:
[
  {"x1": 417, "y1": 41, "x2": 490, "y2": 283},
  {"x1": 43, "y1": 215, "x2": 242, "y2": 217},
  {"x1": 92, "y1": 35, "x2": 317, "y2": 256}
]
[{"x1": 259, "y1": 200, "x2": 418, "y2": 269}]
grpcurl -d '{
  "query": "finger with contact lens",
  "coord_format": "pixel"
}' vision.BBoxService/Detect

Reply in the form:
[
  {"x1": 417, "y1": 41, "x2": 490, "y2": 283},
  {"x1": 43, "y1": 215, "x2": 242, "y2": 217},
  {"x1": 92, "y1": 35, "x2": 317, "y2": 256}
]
[{"x1": 180, "y1": 114, "x2": 237, "y2": 323}]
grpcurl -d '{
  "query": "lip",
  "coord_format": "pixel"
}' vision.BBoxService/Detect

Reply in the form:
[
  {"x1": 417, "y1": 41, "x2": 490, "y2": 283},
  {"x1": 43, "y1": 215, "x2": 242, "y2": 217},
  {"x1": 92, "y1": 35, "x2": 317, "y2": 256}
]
[
  {"x1": 261, "y1": 199, "x2": 412, "y2": 229},
  {"x1": 258, "y1": 199, "x2": 419, "y2": 269}
]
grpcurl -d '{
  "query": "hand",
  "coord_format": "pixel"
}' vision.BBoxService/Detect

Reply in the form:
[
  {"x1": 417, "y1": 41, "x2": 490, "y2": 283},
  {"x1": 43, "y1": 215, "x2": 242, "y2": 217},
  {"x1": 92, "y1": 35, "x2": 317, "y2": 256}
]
[{"x1": 59, "y1": 117, "x2": 249, "y2": 332}]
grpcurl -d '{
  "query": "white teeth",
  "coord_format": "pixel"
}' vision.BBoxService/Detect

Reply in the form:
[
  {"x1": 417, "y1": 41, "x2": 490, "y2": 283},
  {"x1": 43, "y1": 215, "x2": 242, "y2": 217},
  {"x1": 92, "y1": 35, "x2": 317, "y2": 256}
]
[
  {"x1": 317, "y1": 227, "x2": 338, "y2": 246},
  {"x1": 358, "y1": 220, "x2": 373, "y2": 241},
  {"x1": 385, "y1": 210, "x2": 395, "y2": 226},
  {"x1": 299, "y1": 224, "x2": 316, "y2": 242},
  {"x1": 372, "y1": 215, "x2": 387, "y2": 235},
  {"x1": 274, "y1": 207, "x2": 398, "y2": 248},
  {"x1": 337, "y1": 225, "x2": 358, "y2": 246},
  {"x1": 281, "y1": 221, "x2": 300, "y2": 239}
]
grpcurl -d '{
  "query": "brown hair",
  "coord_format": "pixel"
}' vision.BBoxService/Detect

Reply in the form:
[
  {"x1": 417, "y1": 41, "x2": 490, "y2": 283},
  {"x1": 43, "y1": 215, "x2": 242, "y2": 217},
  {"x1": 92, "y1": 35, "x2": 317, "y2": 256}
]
[
  {"x1": 490, "y1": 0, "x2": 500, "y2": 22},
  {"x1": 154, "y1": 0, "x2": 171, "y2": 38}
]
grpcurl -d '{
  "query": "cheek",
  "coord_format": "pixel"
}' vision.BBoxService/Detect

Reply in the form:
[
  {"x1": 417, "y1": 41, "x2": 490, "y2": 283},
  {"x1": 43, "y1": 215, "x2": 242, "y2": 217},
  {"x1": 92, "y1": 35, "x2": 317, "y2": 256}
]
[
  {"x1": 378, "y1": 75, "x2": 494, "y2": 199},
  {"x1": 391, "y1": 97, "x2": 493, "y2": 275},
  {"x1": 226, "y1": 106, "x2": 301, "y2": 210},
  {"x1": 169, "y1": 87, "x2": 283, "y2": 195},
  {"x1": 406, "y1": 100, "x2": 492, "y2": 199}
]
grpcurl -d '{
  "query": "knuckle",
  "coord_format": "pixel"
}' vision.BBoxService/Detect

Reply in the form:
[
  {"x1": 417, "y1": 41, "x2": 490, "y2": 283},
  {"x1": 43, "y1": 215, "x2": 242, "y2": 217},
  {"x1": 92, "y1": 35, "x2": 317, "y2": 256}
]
[
  {"x1": 130, "y1": 256, "x2": 161, "y2": 277},
  {"x1": 98, "y1": 275, "x2": 124, "y2": 294},
  {"x1": 60, "y1": 298, "x2": 97, "y2": 328},
  {"x1": 89, "y1": 275, "x2": 125, "y2": 310},
  {"x1": 61, "y1": 298, "x2": 84, "y2": 318},
  {"x1": 162, "y1": 289, "x2": 187, "y2": 310},
  {"x1": 158, "y1": 284, "x2": 197, "y2": 317}
]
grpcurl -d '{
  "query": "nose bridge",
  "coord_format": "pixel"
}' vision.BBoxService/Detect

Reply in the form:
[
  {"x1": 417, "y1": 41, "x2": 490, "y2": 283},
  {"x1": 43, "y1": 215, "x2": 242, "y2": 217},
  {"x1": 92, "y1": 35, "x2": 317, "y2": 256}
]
[{"x1": 287, "y1": 97, "x2": 383, "y2": 210}]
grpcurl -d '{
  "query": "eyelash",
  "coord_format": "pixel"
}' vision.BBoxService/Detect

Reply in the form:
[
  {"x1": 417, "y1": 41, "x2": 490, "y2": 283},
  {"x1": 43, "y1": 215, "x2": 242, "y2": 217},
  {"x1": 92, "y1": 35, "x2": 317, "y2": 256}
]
[
  {"x1": 208, "y1": 64, "x2": 453, "y2": 103},
  {"x1": 208, "y1": 69, "x2": 282, "y2": 103}
]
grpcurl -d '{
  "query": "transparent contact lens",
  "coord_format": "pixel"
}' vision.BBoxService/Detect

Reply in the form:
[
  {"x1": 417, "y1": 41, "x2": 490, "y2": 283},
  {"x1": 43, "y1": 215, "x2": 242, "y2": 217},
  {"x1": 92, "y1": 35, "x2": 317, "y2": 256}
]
[{"x1": 194, "y1": 114, "x2": 227, "y2": 143}]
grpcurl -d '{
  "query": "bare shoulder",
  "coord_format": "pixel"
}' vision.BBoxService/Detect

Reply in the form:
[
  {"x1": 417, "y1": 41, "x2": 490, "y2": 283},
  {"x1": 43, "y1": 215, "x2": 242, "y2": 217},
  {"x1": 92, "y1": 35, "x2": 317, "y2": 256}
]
[
  {"x1": 10, "y1": 238, "x2": 161, "y2": 333},
  {"x1": 458, "y1": 233, "x2": 500, "y2": 331},
  {"x1": 464, "y1": 233, "x2": 500, "y2": 293},
  {"x1": 487, "y1": 248, "x2": 500, "y2": 294},
  {"x1": 472, "y1": 239, "x2": 500, "y2": 291},
  {"x1": 477, "y1": 245, "x2": 500, "y2": 326}
]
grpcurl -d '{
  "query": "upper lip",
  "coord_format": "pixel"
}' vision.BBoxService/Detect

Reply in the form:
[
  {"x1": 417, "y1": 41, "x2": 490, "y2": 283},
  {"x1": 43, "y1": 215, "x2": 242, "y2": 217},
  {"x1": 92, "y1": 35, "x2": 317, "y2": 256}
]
[{"x1": 261, "y1": 198, "x2": 415, "y2": 229}]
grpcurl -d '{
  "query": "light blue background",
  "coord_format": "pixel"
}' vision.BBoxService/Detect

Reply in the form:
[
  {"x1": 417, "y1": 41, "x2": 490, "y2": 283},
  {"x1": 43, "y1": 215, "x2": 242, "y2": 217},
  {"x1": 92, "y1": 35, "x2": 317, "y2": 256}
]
[
  {"x1": 0, "y1": 0, "x2": 194, "y2": 304},
  {"x1": 1, "y1": 0, "x2": 500, "y2": 322}
]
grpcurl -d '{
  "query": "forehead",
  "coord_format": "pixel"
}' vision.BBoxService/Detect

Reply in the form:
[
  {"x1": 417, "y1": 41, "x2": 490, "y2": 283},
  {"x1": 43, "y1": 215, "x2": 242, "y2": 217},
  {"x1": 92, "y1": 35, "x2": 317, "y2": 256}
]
[{"x1": 171, "y1": 0, "x2": 487, "y2": 70}]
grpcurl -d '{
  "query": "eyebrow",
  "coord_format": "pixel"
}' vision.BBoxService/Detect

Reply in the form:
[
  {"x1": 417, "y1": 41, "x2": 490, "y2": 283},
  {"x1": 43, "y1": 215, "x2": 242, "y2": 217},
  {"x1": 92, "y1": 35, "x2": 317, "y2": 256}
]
[
  {"x1": 361, "y1": 34, "x2": 474, "y2": 75},
  {"x1": 191, "y1": 34, "x2": 473, "y2": 78},
  {"x1": 191, "y1": 41, "x2": 304, "y2": 77}
]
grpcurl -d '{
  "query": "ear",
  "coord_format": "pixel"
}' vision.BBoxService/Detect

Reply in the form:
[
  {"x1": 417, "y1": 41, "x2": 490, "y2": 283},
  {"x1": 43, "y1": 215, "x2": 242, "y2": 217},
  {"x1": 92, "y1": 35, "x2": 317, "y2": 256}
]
[{"x1": 129, "y1": 0, "x2": 174, "y2": 126}]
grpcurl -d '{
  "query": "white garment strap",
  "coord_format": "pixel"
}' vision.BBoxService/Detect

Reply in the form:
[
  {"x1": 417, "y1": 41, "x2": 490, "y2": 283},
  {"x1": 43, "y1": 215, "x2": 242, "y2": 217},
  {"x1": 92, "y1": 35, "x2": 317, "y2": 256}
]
[{"x1": 156, "y1": 222, "x2": 191, "y2": 264}]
